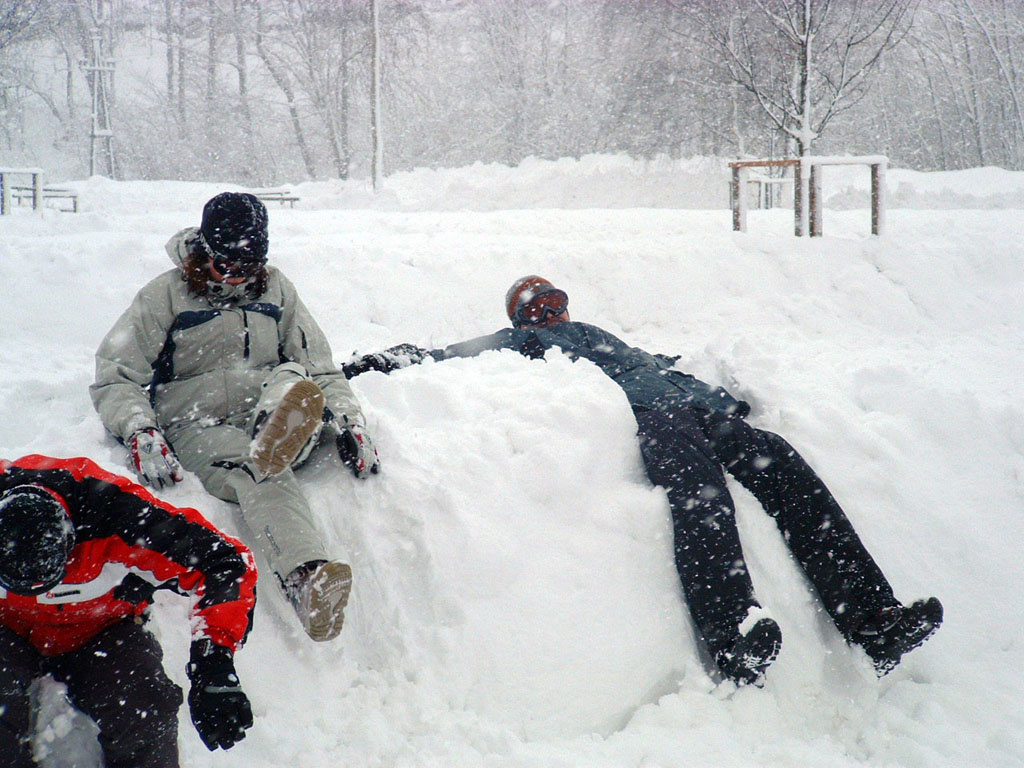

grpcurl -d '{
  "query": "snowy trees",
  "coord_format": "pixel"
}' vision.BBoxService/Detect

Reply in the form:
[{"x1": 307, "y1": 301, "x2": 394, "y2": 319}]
[
  {"x1": 867, "y1": 0, "x2": 1024, "y2": 170},
  {"x1": 683, "y1": 0, "x2": 912, "y2": 233},
  {"x1": 689, "y1": 0, "x2": 914, "y2": 159},
  {"x1": 4, "y1": 0, "x2": 1024, "y2": 181},
  {"x1": 0, "y1": 0, "x2": 41, "y2": 52}
]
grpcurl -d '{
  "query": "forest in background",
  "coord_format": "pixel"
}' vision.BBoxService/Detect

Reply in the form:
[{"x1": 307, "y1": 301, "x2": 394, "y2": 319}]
[{"x1": 1, "y1": 0, "x2": 1023, "y2": 184}]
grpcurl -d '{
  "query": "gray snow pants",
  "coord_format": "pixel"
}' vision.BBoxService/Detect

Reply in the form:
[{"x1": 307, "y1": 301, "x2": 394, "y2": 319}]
[
  {"x1": 0, "y1": 619, "x2": 182, "y2": 768},
  {"x1": 167, "y1": 363, "x2": 329, "y2": 581}
]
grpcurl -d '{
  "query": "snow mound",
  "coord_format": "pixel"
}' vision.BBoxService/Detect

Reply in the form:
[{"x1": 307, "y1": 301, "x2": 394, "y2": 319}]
[{"x1": 0, "y1": 158, "x2": 1021, "y2": 767}]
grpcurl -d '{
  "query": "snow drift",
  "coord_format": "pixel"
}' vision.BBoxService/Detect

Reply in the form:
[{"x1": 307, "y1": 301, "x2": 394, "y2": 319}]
[{"x1": 0, "y1": 155, "x2": 1022, "y2": 767}]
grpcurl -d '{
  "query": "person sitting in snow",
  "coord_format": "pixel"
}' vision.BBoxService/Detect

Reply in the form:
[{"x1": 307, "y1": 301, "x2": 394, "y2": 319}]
[
  {"x1": 343, "y1": 275, "x2": 942, "y2": 686},
  {"x1": 91, "y1": 192, "x2": 379, "y2": 643},
  {"x1": 0, "y1": 454, "x2": 257, "y2": 767}
]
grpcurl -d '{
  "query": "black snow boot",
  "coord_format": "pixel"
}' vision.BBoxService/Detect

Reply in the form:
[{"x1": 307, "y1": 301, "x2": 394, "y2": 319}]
[
  {"x1": 852, "y1": 597, "x2": 943, "y2": 676},
  {"x1": 714, "y1": 617, "x2": 783, "y2": 686}
]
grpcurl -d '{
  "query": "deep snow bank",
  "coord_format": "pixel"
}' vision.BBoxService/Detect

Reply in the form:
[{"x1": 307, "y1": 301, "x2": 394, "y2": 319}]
[
  {"x1": 0, "y1": 159, "x2": 1022, "y2": 767},
  {"x1": 56, "y1": 153, "x2": 1024, "y2": 214}
]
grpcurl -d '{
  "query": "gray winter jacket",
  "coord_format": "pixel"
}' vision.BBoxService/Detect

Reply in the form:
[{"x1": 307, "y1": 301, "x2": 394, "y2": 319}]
[
  {"x1": 91, "y1": 227, "x2": 365, "y2": 442},
  {"x1": 434, "y1": 321, "x2": 749, "y2": 417}
]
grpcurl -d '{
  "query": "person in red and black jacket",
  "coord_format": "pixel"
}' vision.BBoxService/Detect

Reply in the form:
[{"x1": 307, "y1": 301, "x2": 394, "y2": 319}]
[{"x1": 0, "y1": 454, "x2": 258, "y2": 768}]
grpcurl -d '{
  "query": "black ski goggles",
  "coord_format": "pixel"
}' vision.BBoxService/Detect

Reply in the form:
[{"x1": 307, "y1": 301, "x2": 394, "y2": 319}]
[
  {"x1": 210, "y1": 251, "x2": 267, "y2": 279},
  {"x1": 199, "y1": 233, "x2": 267, "y2": 279},
  {"x1": 515, "y1": 289, "x2": 568, "y2": 326}
]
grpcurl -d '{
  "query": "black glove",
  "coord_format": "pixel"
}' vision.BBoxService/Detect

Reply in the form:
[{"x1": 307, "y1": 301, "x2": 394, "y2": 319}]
[
  {"x1": 186, "y1": 639, "x2": 253, "y2": 751},
  {"x1": 342, "y1": 343, "x2": 428, "y2": 378},
  {"x1": 519, "y1": 333, "x2": 547, "y2": 360}
]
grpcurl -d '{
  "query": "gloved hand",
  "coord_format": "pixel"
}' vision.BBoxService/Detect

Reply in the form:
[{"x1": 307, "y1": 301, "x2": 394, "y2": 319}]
[
  {"x1": 342, "y1": 343, "x2": 428, "y2": 378},
  {"x1": 186, "y1": 639, "x2": 253, "y2": 752},
  {"x1": 127, "y1": 428, "x2": 184, "y2": 489},
  {"x1": 336, "y1": 422, "x2": 380, "y2": 479}
]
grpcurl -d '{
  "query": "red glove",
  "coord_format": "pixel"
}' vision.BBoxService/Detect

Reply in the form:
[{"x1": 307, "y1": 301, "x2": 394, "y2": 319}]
[
  {"x1": 336, "y1": 423, "x2": 380, "y2": 479},
  {"x1": 128, "y1": 428, "x2": 184, "y2": 489}
]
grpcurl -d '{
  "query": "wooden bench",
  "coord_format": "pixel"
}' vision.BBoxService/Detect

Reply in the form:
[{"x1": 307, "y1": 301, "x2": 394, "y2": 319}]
[
  {"x1": 10, "y1": 185, "x2": 79, "y2": 213},
  {"x1": 254, "y1": 190, "x2": 299, "y2": 207}
]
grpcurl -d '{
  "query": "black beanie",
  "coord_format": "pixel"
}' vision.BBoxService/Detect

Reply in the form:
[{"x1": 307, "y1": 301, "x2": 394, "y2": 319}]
[
  {"x1": 0, "y1": 485, "x2": 75, "y2": 595},
  {"x1": 200, "y1": 192, "x2": 269, "y2": 263}
]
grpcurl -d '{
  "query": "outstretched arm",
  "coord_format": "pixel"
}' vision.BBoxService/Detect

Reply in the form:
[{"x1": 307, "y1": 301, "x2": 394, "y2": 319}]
[
  {"x1": 343, "y1": 343, "x2": 434, "y2": 378},
  {"x1": 343, "y1": 329, "x2": 540, "y2": 379}
]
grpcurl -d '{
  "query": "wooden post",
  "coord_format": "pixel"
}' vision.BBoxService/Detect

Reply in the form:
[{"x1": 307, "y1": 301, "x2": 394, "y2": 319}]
[
  {"x1": 31, "y1": 171, "x2": 43, "y2": 211},
  {"x1": 870, "y1": 161, "x2": 886, "y2": 236},
  {"x1": 793, "y1": 162, "x2": 803, "y2": 236},
  {"x1": 731, "y1": 165, "x2": 747, "y2": 231}
]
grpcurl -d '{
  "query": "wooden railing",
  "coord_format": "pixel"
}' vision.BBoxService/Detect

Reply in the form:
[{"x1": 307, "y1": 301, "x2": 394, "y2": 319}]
[
  {"x1": 0, "y1": 167, "x2": 79, "y2": 214},
  {"x1": 0, "y1": 167, "x2": 44, "y2": 215}
]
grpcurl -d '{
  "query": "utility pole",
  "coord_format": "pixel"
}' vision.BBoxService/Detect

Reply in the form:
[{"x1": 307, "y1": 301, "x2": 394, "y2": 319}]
[{"x1": 81, "y1": 3, "x2": 117, "y2": 178}]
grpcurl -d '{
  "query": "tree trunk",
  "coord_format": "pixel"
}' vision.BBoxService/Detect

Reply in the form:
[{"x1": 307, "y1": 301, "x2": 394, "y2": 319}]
[
  {"x1": 233, "y1": 0, "x2": 258, "y2": 181},
  {"x1": 206, "y1": 0, "x2": 217, "y2": 117},
  {"x1": 795, "y1": 0, "x2": 813, "y2": 236},
  {"x1": 338, "y1": 28, "x2": 350, "y2": 180},
  {"x1": 954, "y1": 12, "x2": 988, "y2": 165},
  {"x1": 254, "y1": 0, "x2": 316, "y2": 179},
  {"x1": 164, "y1": 0, "x2": 174, "y2": 108},
  {"x1": 370, "y1": 0, "x2": 383, "y2": 189},
  {"x1": 177, "y1": 0, "x2": 185, "y2": 124}
]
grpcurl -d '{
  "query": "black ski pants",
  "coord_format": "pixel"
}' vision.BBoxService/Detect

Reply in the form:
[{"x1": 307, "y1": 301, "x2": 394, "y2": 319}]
[
  {"x1": 634, "y1": 405, "x2": 897, "y2": 657},
  {"x1": 0, "y1": 618, "x2": 182, "y2": 768}
]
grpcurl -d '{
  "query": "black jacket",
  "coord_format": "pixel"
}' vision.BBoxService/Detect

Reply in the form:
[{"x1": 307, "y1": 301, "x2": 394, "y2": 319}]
[{"x1": 433, "y1": 321, "x2": 749, "y2": 417}]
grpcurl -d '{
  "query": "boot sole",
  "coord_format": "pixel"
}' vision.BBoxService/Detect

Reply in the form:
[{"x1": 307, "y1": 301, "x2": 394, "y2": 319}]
[
  {"x1": 303, "y1": 561, "x2": 353, "y2": 642},
  {"x1": 251, "y1": 380, "x2": 325, "y2": 476}
]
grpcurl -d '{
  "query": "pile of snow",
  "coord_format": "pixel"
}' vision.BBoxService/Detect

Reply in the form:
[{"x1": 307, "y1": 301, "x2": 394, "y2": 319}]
[
  {"x1": 55, "y1": 153, "x2": 1024, "y2": 214},
  {"x1": 1, "y1": 156, "x2": 1023, "y2": 767}
]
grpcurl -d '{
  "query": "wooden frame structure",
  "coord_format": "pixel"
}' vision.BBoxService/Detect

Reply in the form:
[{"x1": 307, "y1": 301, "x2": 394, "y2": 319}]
[
  {"x1": 0, "y1": 168, "x2": 79, "y2": 214},
  {"x1": 0, "y1": 168, "x2": 44, "y2": 215},
  {"x1": 729, "y1": 156, "x2": 887, "y2": 237}
]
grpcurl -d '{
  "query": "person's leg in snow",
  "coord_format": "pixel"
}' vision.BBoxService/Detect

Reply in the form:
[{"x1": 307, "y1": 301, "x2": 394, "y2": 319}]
[
  {"x1": 634, "y1": 407, "x2": 781, "y2": 686},
  {"x1": 51, "y1": 619, "x2": 181, "y2": 768},
  {"x1": 700, "y1": 409, "x2": 942, "y2": 673},
  {"x1": 0, "y1": 625, "x2": 42, "y2": 768},
  {"x1": 0, "y1": 621, "x2": 181, "y2": 768},
  {"x1": 169, "y1": 415, "x2": 351, "y2": 642},
  {"x1": 248, "y1": 362, "x2": 326, "y2": 477}
]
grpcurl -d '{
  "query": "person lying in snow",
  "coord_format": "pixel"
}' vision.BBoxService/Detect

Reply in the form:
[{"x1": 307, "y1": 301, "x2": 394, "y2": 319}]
[
  {"x1": 344, "y1": 275, "x2": 942, "y2": 686},
  {"x1": 0, "y1": 454, "x2": 257, "y2": 767},
  {"x1": 91, "y1": 192, "x2": 378, "y2": 643}
]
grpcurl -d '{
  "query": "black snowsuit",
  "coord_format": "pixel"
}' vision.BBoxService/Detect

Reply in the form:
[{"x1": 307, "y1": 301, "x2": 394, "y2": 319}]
[{"x1": 427, "y1": 322, "x2": 898, "y2": 658}]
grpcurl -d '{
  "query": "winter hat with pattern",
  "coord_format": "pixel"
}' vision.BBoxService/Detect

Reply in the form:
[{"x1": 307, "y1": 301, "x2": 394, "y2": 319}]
[
  {"x1": 200, "y1": 192, "x2": 269, "y2": 263},
  {"x1": 505, "y1": 275, "x2": 559, "y2": 325}
]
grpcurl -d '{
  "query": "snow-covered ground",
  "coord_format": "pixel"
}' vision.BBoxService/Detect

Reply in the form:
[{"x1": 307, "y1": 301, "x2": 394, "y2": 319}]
[{"x1": 1, "y1": 156, "x2": 1022, "y2": 767}]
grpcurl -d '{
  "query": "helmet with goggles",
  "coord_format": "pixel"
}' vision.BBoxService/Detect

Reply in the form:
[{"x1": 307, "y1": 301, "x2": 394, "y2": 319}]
[
  {"x1": 0, "y1": 485, "x2": 75, "y2": 596},
  {"x1": 505, "y1": 275, "x2": 569, "y2": 328}
]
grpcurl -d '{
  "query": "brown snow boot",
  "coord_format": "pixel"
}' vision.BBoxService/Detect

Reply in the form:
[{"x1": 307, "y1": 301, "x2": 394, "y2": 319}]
[
  {"x1": 283, "y1": 560, "x2": 353, "y2": 642},
  {"x1": 251, "y1": 380, "x2": 325, "y2": 476}
]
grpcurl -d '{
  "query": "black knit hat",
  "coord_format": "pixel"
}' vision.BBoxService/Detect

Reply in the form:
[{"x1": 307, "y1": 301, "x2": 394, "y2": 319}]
[
  {"x1": 0, "y1": 485, "x2": 75, "y2": 595},
  {"x1": 200, "y1": 192, "x2": 269, "y2": 264}
]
